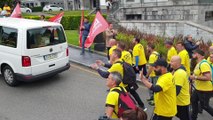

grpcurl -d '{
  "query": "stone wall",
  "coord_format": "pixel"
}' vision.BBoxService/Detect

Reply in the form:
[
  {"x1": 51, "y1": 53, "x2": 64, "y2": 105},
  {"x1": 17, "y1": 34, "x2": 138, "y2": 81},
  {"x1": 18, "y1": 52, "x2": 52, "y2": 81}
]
[
  {"x1": 114, "y1": 4, "x2": 213, "y2": 28},
  {"x1": 119, "y1": 20, "x2": 213, "y2": 42}
]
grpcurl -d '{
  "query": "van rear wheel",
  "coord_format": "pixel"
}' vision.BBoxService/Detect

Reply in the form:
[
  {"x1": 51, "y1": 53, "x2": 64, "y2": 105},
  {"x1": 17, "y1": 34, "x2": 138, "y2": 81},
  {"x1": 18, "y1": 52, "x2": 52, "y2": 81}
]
[{"x1": 2, "y1": 66, "x2": 18, "y2": 86}]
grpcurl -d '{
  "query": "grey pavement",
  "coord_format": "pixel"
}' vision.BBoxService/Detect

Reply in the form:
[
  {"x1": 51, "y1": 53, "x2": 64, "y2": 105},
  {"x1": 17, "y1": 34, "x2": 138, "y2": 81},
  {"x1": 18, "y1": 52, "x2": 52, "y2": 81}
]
[{"x1": 69, "y1": 45, "x2": 108, "y2": 67}]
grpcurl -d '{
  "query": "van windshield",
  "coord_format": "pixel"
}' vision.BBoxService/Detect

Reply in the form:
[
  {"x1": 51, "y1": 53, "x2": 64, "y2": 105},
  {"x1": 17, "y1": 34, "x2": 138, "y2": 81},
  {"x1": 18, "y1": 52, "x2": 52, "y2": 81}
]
[{"x1": 27, "y1": 26, "x2": 66, "y2": 49}]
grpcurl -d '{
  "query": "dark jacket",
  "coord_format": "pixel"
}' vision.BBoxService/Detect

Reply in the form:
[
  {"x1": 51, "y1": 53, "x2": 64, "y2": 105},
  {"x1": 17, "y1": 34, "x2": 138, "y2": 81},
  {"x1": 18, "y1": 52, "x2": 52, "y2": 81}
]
[
  {"x1": 184, "y1": 40, "x2": 198, "y2": 58},
  {"x1": 82, "y1": 22, "x2": 91, "y2": 36}
]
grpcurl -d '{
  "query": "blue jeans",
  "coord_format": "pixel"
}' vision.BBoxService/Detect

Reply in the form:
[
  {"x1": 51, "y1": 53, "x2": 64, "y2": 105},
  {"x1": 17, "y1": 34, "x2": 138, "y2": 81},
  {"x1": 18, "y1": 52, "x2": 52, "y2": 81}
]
[{"x1": 81, "y1": 35, "x2": 91, "y2": 54}]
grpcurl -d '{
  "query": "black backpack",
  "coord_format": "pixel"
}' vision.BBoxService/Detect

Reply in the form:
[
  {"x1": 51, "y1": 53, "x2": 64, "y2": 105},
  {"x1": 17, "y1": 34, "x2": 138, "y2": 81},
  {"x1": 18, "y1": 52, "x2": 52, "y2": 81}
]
[
  {"x1": 112, "y1": 87, "x2": 137, "y2": 118},
  {"x1": 116, "y1": 61, "x2": 138, "y2": 90}
]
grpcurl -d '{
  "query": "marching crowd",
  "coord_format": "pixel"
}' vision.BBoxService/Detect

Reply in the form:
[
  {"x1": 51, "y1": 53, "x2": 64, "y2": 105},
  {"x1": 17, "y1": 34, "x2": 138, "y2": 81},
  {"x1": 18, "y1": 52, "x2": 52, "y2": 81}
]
[{"x1": 88, "y1": 23, "x2": 213, "y2": 120}]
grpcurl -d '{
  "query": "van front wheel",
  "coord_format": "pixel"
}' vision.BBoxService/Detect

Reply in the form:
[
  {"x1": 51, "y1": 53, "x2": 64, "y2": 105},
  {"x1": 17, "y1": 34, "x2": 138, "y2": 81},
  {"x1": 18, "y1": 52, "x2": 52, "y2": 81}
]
[{"x1": 3, "y1": 66, "x2": 18, "y2": 86}]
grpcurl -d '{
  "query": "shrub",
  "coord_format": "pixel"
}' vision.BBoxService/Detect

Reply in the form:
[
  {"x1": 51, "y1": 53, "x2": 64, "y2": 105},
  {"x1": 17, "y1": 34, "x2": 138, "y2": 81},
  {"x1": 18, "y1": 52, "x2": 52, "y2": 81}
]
[
  {"x1": 23, "y1": 14, "x2": 107, "y2": 30},
  {"x1": 31, "y1": 7, "x2": 43, "y2": 12}
]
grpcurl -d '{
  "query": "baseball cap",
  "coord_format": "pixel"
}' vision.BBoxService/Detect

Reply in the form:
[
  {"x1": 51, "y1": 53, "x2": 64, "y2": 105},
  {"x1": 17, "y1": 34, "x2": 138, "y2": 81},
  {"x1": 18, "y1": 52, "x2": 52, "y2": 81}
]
[
  {"x1": 193, "y1": 49, "x2": 205, "y2": 56},
  {"x1": 151, "y1": 59, "x2": 168, "y2": 68}
]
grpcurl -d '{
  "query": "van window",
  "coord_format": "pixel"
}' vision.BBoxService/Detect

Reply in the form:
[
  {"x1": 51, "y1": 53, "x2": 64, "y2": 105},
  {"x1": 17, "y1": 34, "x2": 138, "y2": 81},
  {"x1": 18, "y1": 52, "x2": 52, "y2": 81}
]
[
  {"x1": 0, "y1": 26, "x2": 17, "y2": 48},
  {"x1": 27, "y1": 26, "x2": 66, "y2": 49}
]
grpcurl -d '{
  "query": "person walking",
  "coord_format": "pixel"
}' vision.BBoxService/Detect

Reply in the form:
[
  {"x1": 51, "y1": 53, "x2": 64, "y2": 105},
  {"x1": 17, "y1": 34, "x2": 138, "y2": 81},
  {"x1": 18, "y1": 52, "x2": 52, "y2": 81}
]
[
  {"x1": 117, "y1": 41, "x2": 147, "y2": 111},
  {"x1": 164, "y1": 40, "x2": 177, "y2": 71},
  {"x1": 170, "y1": 56, "x2": 190, "y2": 120},
  {"x1": 80, "y1": 17, "x2": 91, "y2": 55},
  {"x1": 145, "y1": 44, "x2": 160, "y2": 106},
  {"x1": 189, "y1": 49, "x2": 213, "y2": 120},
  {"x1": 184, "y1": 35, "x2": 200, "y2": 59},
  {"x1": 176, "y1": 41, "x2": 190, "y2": 76},
  {"x1": 140, "y1": 59, "x2": 177, "y2": 120},
  {"x1": 132, "y1": 37, "x2": 147, "y2": 76},
  {"x1": 105, "y1": 72, "x2": 124, "y2": 119}
]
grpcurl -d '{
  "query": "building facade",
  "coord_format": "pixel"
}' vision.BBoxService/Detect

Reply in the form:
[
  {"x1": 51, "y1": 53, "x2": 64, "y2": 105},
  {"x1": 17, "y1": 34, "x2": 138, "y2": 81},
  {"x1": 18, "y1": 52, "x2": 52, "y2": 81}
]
[{"x1": 114, "y1": 0, "x2": 213, "y2": 28}]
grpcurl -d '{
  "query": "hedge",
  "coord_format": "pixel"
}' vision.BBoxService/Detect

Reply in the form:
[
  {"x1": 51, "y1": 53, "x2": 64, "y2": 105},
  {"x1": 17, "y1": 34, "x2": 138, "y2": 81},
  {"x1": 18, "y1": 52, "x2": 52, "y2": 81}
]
[{"x1": 23, "y1": 14, "x2": 106, "y2": 30}]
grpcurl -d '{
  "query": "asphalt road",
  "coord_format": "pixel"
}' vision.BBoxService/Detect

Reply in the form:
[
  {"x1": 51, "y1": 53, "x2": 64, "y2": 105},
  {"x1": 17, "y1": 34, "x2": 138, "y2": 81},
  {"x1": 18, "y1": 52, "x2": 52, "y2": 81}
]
[{"x1": 0, "y1": 63, "x2": 212, "y2": 120}]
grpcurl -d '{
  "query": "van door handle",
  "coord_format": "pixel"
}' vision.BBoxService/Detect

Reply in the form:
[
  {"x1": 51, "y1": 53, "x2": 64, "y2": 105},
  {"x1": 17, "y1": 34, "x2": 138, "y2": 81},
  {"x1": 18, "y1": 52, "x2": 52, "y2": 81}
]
[{"x1": 49, "y1": 64, "x2": 55, "y2": 67}]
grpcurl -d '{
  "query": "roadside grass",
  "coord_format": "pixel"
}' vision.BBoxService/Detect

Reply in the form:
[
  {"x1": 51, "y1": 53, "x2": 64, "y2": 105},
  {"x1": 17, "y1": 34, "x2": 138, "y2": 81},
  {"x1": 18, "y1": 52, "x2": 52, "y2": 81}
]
[
  {"x1": 65, "y1": 30, "x2": 79, "y2": 46},
  {"x1": 45, "y1": 10, "x2": 90, "y2": 16}
]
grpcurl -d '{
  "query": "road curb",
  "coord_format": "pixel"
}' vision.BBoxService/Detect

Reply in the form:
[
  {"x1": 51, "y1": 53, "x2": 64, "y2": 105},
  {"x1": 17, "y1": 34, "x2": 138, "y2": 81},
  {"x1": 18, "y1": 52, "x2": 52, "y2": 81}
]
[{"x1": 68, "y1": 44, "x2": 107, "y2": 57}]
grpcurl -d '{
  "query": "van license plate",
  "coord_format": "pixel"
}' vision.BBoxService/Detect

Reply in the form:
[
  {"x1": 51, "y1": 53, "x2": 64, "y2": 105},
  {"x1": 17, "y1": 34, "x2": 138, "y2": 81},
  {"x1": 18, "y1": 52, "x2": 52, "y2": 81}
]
[{"x1": 44, "y1": 53, "x2": 57, "y2": 60}]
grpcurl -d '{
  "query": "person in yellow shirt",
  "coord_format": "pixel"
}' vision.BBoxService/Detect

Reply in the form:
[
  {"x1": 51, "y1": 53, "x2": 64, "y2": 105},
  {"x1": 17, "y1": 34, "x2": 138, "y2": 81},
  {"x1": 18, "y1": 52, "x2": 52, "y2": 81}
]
[
  {"x1": 165, "y1": 40, "x2": 177, "y2": 71},
  {"x1": 116, "y1": 42, "x2": 146, "y2": 110},
  {"x1": 176, "y1": 41, "x2": 190, "y2": 75},
  {"x1": 189, "y1": 49, "x2": 213, "y2": 120},
  {"x1": 207, "y1": 45, "x2": 213, "y2": 62},
  {"x1": 132, "y1": 37, "x2": 147, "y2": 76},
  {"x1": 105, "y1": 72, "x2": 124, "y2": 119},
  {"x1": 117, "y1": 41, "x2": 132, "y2": 65},
  {"x1": 108, "y1": 39, "x2": 117, "y2": 58},
  {"x1": 140, "y1": 59, "x2": 177, "y2": 119},
  {"x1": 3, "y1": 3, "x2": 11, "y2": 16},
  {"x1": 94, "y1": 48, "x2": 146, "y2": 110},
  {"x1": 146, "y1": 44, "x2": 159, "y2": 105},
  {"x1": 170, "y1": 56, "x2": 190, "y2": 120}
]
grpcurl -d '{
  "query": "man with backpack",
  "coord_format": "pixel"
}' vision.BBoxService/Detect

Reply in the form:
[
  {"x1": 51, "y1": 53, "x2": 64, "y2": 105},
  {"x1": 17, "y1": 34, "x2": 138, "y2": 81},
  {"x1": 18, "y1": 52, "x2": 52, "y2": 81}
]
[
  {"x1": 140, "y1": 59, "x2": 177, "y2": 120},
  {"x1": 91, "y1": 49, "x2": 146, "y2": 110},
  {"x1": 105, "y1": 72, "x2": 137, "y2": 119},
  {"x1": 145, "y1": 44, "x2": 160, "y2": 106},
  {"x1": 189, "y1": 49, "x2": 213, "y2": 120}
]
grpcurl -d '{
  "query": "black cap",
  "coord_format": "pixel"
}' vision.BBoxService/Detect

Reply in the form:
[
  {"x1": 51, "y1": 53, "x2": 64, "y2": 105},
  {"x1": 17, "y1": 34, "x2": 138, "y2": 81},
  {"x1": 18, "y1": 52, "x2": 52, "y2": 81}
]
[
  {"x1": 193, "y1": 49, "x2": 205, "y2": 56},
  {"x1": 152, "y1": 59, "x2": 168, "y2": 68}
]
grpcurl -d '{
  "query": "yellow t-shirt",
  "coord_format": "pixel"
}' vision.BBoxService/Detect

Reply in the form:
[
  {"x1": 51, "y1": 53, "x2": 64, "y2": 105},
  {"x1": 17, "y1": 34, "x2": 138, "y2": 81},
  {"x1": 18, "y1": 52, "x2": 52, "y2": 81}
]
[
  {"x1": 109, "y1": 45, "x2": 117, "y2": 56},
  {"x1": 3, "y1": 6, "x2": 11, "y2": 15},
  {"x1": 178, "y1": 50, "x2": 190, "y2": 76},
  {"x1": 132, "y1": 43, "x2": 147, "y2": 65},
  {"x1": 173, "y1": 68, "x2": 190, "y2": 106},
  {"x1": 105, "y1": 87, "x2": 126, "y2": 119},
  {"x1": 121, "y1": 50, "x2": 132, "y2": 65},
  {"x1": 167, "y1": 46, "x2": 177, "y2": 63},
  {"x1": 154, "y1": 73, "x2": 177, "y2": 117},
  {"x1": 108, "y1": 60, "x2": 127, "y2": 88},
  {"x1": 193, "y1": 60, "x2": 213, "y2": 91},
  {"x1": 148, "y1": 51, "x2": 159, "y2": 77}
]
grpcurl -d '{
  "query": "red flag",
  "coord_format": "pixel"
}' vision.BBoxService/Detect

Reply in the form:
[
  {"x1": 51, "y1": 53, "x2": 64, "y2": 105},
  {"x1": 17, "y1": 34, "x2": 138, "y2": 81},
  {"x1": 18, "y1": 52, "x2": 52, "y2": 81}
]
[
  {"x1": 85, "y1": 11, "x2": 109, "y2": 48},
  {"x1": 10, "y1": 3, "x2": 22, "y2": 18},
  {"x1": 49, "y1": 12, "x2": 64, "y2": 23},
  {"x1": 79, "y1": 9, "x2": 84, "y2": 47}
]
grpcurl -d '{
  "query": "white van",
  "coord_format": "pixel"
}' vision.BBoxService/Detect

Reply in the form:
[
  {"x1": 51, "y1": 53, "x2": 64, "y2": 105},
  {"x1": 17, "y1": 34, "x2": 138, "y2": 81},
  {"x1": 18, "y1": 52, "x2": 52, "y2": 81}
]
[{"x1": 0, "y1": 18, "x2": 70, "y2": 86}]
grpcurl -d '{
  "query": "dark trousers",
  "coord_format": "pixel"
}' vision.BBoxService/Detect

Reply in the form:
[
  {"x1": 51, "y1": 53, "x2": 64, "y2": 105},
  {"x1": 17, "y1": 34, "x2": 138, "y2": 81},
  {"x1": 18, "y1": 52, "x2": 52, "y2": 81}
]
[
  {"x1": 133, "y1": 64, "x2": 147, "y2": 76},
  {"x1": 176, "y1": 105, "x2": 190, "y2": 120},
  {"x1": 191, "y1": 90, "x2": 213, "y2": 120},
  {"x1": 106, "y1": 47, "x2": 111, "y2": 60},
  {"x1": 152, "y1": 114, "x2": 173, "y2": 120},
  {"x1": 126, "y1": 87, "x2": 145, "y2": 108}
]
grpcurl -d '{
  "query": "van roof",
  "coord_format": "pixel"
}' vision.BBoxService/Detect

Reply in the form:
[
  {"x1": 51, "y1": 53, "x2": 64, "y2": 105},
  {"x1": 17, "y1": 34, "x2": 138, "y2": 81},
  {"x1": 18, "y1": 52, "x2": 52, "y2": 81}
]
[{"x1": 0, "y1": 17, "x2": 61, "y2": 29}]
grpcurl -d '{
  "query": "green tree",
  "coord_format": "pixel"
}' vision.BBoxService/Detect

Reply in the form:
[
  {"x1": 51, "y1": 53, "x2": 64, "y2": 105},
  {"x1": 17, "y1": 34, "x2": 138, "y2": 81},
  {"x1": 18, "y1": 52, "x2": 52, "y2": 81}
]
[{"x1": 0, "y1": 0, "x2": 13, "y2": 8}]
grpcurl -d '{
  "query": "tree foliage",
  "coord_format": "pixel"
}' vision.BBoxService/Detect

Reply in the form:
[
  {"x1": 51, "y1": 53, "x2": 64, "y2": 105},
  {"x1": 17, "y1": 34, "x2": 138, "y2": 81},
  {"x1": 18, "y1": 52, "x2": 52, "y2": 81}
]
[{"x1": 0, "y1": 0, "x2": 13, "y2": 8}]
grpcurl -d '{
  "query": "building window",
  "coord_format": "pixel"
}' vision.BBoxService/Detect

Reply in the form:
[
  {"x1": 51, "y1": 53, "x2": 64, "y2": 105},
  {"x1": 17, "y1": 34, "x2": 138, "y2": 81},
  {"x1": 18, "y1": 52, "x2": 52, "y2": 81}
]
[
  {"x1": 126, "y1": 14, "x2": 141, "y2": 20},
  {"x1": 205, "y1": 11, "x2": 213, "y2": 21}
]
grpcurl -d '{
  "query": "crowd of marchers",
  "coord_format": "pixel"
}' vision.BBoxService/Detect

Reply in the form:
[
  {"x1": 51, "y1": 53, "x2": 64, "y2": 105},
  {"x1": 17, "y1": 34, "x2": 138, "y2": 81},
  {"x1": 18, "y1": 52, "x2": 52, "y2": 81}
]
[{"x1": 89, "y1": 23, "x2": 213, "y2": 120}]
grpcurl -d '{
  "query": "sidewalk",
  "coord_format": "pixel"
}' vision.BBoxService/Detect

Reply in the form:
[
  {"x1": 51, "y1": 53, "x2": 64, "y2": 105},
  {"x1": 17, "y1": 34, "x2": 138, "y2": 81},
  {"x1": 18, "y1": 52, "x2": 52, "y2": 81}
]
[{"x1": 68, "y1": 45, "x2": 108, "y2": 67}]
